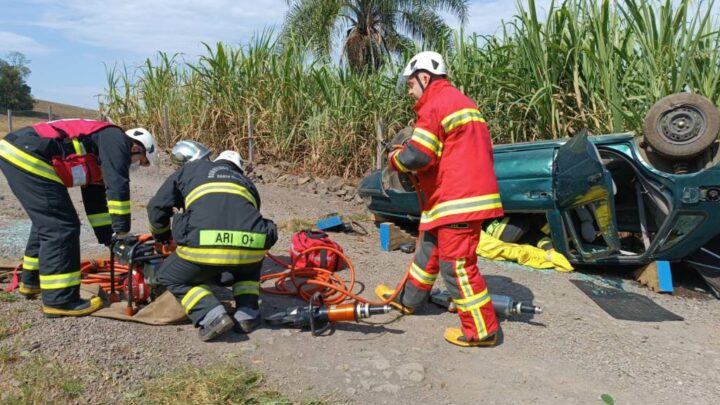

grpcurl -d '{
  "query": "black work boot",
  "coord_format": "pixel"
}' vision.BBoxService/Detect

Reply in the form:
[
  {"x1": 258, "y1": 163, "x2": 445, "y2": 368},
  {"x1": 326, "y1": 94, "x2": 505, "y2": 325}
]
[
  {"x1": 233, "y1": 316, "x2": 261, "y2": 334},
  {"x1": 198, "y1": 314, "x2": 234, "y2": 342},
  {"x1": 233, "y1": 307, "x2": 262, "y2": 334}
]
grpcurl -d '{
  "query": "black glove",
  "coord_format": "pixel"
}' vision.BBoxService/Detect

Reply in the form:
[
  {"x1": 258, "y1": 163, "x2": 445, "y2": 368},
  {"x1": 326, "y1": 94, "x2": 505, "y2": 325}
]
[
  {"x1": 112, "y1": 234, "x2": 139, "y2": 264},
  {"x1": 98, "y1": 227, "x2": 113, "y2": 246},
  {"x1": 264, "y1": 220, "x2": 278, "y2": 249},
  {"x1": 153, "y1": 230, "x2": 172, "y2": 244}
]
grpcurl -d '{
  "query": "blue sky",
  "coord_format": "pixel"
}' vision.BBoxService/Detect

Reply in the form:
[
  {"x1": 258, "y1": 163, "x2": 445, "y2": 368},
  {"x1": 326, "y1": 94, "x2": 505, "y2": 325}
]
[{"x1": 0, "y1": 0, "x2": 549, "y2": 109}]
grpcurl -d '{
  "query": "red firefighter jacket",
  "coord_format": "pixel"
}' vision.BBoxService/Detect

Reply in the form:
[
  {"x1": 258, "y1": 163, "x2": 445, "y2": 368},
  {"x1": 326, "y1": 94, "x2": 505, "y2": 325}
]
[
  {"x1": 389, "y1": 79, "x2": 504, "y2": 230},
  {"x1": 0, "y1": 119, "x2": 133, "y2": 241}
]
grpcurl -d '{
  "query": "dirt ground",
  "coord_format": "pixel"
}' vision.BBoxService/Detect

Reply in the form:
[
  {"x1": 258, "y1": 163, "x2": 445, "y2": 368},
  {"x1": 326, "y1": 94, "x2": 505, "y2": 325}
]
[{"x1": 1, "y1": 159, "x2": 719, "y2": 404}]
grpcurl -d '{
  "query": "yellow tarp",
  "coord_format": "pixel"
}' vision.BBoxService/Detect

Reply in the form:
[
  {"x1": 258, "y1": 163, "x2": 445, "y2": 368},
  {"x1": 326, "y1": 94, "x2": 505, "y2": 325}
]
[{"x1": 476, "y1": 231, "x2": 574, "y2": 272}]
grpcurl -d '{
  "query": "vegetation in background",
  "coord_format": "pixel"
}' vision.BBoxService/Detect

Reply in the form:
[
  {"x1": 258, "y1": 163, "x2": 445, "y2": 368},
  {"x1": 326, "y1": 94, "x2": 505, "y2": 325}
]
[
  {"x1": 282, "y1": 0, "x2": 469, "y2": 72},
  {"x1": 0, "y1": 52, "x2": 33, "y2": 110},
  {"x1": 103, "y1": 0, "x2": 720, "y2": 177}
]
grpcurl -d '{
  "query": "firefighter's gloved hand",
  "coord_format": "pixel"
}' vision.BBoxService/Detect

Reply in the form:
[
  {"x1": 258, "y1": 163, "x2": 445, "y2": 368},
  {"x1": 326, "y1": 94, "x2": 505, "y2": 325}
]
[
  {"x1": 112, "y1": 234, "x2": 139, "y2": 264},
  {"x1": 153, "y1": 230, "x2": 172, "y2": 244},
  {"x1": 98, "y1": 227, "x2": 113, "y2": 246}
]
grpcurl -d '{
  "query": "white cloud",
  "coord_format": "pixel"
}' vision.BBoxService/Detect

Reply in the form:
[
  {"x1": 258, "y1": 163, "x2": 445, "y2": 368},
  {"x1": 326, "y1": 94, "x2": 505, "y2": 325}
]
[
  {"x1": 0, "y1": 31, "x2": 50, "y2": 54},
  {"x1": 29, "y1": 0, "x2": 288, "y2": 56},
  {"x1": 445, "y1": 0, "x2": 554, "y2": 36}
]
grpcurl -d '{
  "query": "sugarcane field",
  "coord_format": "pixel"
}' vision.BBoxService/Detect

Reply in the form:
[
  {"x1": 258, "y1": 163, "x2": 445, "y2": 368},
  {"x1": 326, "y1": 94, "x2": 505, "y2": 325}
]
[{"x1": 1, "y1": 1, "x2": 720, "y2": 404}]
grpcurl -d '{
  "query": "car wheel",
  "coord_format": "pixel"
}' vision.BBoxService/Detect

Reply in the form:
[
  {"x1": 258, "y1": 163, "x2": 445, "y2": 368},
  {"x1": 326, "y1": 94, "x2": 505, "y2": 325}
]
[
  {"x1": 644, "y1": 93, "x2": 720, "y2": 159},
  {"x1": 386, "y1": 127, "x2": 413, "y2": 153}
]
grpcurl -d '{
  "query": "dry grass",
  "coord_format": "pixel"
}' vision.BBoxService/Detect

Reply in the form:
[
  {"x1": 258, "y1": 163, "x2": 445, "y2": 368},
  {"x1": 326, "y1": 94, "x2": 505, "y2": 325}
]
[{"x1": 1, "y1": 99, "x2": 99, "y2": 137}]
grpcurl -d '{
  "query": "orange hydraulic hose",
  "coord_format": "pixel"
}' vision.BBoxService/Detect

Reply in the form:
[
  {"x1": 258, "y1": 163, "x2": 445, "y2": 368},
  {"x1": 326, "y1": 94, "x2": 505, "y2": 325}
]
[
  {"x1": 260, "y1": 167, "x2": 423, "y2": 307},
  {"x1": 262, "y1": 246, "x2": 410, "y2": 306},
  {"x1": 80, "y1": 259, "x2": 131, "y2": 293}
]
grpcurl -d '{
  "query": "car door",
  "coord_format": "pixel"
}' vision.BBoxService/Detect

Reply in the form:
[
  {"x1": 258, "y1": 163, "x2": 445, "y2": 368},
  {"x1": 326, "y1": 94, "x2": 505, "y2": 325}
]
[{"x1": 553, "y1": 131, "x2": 620, "y2": 260}]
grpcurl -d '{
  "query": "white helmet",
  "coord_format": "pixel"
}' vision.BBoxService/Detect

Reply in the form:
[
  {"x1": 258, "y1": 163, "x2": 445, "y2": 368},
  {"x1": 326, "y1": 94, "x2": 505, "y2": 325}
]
[
  {"x1": 214, "y1": 150, "x2": 244, "y2": 172},
  {"x1": 125, "y1": 128, "x2": 157, "y2": 166},
  {"x1": 402, "y1": 51, "x2": 447, "y2": 77},
  {"x1": 170, "y1": 140, "x2": 212, "y2": 166}
]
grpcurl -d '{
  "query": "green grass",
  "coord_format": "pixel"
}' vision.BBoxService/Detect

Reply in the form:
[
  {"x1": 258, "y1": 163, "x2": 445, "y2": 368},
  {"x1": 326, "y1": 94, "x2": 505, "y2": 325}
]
[
  {"x1": 0, "y1": 318, "x2": 10, "y2": 340},
  {"x1": 100, "y1": 0, "x2": 719, "y2": 177},
  {"x1": 125, "y1": 363, "x2": 302, "y2": 405},
  {"x1": 0, "y1": 291, "x2": 20, "y2": 302},
  {"x1": 0, "y1": 354, "x2": 86, "y2": 403}
]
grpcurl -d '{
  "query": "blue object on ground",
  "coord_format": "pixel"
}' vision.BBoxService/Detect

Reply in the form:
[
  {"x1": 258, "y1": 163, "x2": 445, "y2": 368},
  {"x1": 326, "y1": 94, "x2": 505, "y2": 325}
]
[
  {"x1": 316, "y1": 215, "x2": 344, "y2": 231},
  {"x1": 656, "y1": 260, "x2": 674, "y2": 293},
  {"x1": 379, "y1": 223, "x2": 391, "y2": 251}
]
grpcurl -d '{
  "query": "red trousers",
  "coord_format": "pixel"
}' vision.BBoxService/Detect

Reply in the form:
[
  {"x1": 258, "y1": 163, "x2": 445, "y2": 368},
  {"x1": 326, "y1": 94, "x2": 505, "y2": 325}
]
[{"x1": 397, "y1": 221, "x2": 498, "y2": 340}]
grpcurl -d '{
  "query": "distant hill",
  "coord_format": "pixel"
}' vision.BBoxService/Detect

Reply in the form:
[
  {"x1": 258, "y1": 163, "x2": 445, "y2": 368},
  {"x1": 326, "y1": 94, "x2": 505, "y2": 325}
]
[{"x1": 1, "y1": 99, "x2": 99, "y2": 136}]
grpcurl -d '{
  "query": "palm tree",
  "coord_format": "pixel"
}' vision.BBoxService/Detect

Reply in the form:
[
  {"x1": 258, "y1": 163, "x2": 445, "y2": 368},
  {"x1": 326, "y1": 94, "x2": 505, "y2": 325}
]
[{"x1": 282, "y1": 0, "x2": 469, "y2": 72}]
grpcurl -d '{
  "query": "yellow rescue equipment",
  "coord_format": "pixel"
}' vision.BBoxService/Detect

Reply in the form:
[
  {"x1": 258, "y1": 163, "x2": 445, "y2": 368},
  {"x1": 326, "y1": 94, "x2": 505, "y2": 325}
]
[{"x1": 476, "y1": 231, "x2": 573, "y2": 272}]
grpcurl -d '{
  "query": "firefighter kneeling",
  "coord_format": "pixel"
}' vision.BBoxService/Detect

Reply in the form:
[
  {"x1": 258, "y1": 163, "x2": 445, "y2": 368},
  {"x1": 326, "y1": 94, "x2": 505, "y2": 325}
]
[{"x1": 147, "y1": 150, "x2": 277, "y2": 341}]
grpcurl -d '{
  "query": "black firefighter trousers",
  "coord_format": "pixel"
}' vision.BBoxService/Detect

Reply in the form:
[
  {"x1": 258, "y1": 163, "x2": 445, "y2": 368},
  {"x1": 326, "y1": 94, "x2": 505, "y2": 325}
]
[
  {"x1": 157, "y1": 252, "x2": 262, "y2": 326},
  {"x1": 0, "y1": 158, "x2": 82, "y2": 307}
]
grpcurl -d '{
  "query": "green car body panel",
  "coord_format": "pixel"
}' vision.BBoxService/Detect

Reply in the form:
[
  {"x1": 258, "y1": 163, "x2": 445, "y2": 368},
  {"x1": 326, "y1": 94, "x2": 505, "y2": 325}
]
[{"x1": 359, "y1": 132, "x2": 720, "y2": 273}]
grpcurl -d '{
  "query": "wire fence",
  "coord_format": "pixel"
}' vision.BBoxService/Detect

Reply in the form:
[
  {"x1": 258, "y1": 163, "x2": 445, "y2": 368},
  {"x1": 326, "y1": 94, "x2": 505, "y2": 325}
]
[{"x1": 4, "y1": 105, "x2": 84, "y2": 133}]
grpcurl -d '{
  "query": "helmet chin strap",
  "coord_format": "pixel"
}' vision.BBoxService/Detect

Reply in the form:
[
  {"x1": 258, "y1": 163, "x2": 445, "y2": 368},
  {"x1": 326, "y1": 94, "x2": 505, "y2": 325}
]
[{"x1": 415, "y1": 73, "x2": 426, "y2": 93}]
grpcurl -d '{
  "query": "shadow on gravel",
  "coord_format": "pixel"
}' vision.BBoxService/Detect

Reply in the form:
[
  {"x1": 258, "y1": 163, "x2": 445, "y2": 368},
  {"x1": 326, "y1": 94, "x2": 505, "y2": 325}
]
[{"x1": 486, "y1": 275, "x2": 545, "y2": 326}]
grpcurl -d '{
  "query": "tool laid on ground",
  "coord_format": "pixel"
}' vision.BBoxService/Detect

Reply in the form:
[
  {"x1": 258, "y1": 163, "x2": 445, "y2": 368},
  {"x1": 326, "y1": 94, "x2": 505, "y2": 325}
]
[
  {"x1": 265, "y1": 292, "x2": 392, "y2": 336},
  {"x1": 429, "y1": 289, "x2": 543, "y2": 316},
  {"x1": 316, "y1": 213, "x2": 368, "y2": 235}
]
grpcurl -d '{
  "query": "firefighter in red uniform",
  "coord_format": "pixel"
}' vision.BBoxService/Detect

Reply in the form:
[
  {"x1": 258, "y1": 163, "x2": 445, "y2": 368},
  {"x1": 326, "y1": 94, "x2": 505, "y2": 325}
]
[
  {"x1": 0, "y1": 119, "x2": 157, "y2": 317},
  {"x1": 375, "y1": 51, "x2": 504, "y2": 347}
]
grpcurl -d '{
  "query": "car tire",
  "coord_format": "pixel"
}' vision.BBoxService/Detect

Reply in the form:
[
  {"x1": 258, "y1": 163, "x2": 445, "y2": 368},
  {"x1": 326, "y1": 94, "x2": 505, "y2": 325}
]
[
  {"x1": 644, "y1": 93, "x2": 720, "y2": 159},
  {"x1": 386, "y1": 127, "x2": 413, "y2": 153}
]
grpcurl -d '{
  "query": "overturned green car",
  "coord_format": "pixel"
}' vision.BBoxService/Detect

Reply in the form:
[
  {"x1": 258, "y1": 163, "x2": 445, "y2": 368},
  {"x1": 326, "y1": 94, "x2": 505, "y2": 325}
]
[{"x1": 358, "y1": 93, "x2": 720, "y2": 296}]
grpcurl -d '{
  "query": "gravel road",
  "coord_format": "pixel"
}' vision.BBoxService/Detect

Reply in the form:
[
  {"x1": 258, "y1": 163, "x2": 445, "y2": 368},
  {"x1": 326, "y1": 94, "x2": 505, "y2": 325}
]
[{"x1": 1, "y1": 158, "x2": 719, "y2": 404}]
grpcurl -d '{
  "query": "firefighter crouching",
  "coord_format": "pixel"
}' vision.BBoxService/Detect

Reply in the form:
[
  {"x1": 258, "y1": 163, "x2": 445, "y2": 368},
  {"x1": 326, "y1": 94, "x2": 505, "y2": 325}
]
[
  {"x1": 376, "y1": 51, "x2": 504, "y2": 347},
  {"x1": 147, "y1": 150, "x2": 278, "y2": 342},
  {"x1": 0, "y1": 119, "x2": 156, "y2": 317}
]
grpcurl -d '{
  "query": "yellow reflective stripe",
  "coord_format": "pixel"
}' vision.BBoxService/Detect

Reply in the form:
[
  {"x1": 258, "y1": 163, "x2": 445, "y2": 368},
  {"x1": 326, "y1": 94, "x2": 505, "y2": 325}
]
[
  {"x1": 23, "y1": 256, "x2": 39, "y2": 271},
  {"x1": 453, "y1": 288, "x2": 491, "y2": 312},
  {"x1": 540, "y1": 222, "x2": 550, "y2": 235},
  {"x1": 150, "y1": 222, "x2": 170, "y2": 234},
  {"x1": 0, "y1": 140, "x2": 64, "y2": 184},
  {"x1": 232, "y1": 281, "x2": 260, "y2": 296},
  {"x1": 455, "y1": 259, "x2": 487, "y2": 336},
  {"x1": 185, "y1": 182, "x2": 257, "y2": 209},
  {"x1": 411, "y1": 128, "x2": 443, "y2": 156},
  {"x1": 88, "y1": 212, "x2": 112, "y2": 227},
  {"x1": 492, "y1": 217, "x2": 510, "y2": 239},
  {"x1": 537, "y1": 237, "x2": 553, "y2": 249},
  {"x1": 392, "y1": 151, "x2": 410, "y2": 173},
  {"x1": 71, "y1": 138, "x2": 86, "y2": 155},
  {"x1": 181, "y1": 285, "x2": 212, "y2": 313},
  {"x1": 421, "y1": 194, "x2": 503, "y2": 224},
  {"x1": 409, "y1": 263, "x2": 437, "y2": 286},
  {"x1": 40, "y1": 271, "x2": 81, "y2": 289},
  {"x1": 441, "y1": 108, "x2": 486, "y2": 133},
  {"x1": 107, "y1": 200, "x2": 131, "y2": 215},
  {"x1": 176, "y1": 246, "x2": 267, "y2": 265}
]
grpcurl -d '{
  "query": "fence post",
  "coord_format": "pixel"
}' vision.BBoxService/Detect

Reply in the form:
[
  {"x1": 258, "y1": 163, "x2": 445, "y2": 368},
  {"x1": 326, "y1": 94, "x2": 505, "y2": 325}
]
[
  {"x1": 375, "y1": 118, "x2": 385, "y2": 170},
  {"x1": 48, "y1": 105, "x2": 53, "y2": 121},
  {"x1": 246, "y1": 107, "x2": 254, "y2": 165},
  {"x1": 162, "y1": 105, "x2": 171, "y2": 149},
  {"x1": 7, "y1": 109, "x2": 12, "y2": 133}
]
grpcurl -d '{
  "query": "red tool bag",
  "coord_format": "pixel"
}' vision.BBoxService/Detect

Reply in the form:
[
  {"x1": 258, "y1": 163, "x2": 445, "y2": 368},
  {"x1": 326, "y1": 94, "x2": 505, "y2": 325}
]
[{"x1": 290, "y1": 230, "x2": 344, "y2": 272}]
